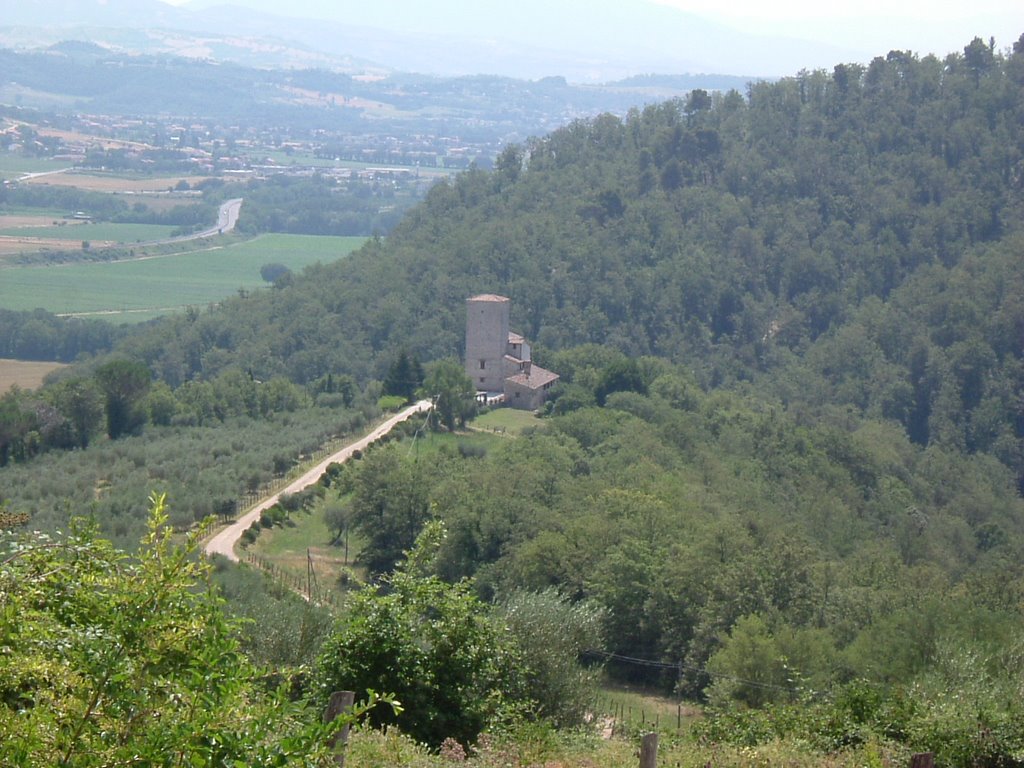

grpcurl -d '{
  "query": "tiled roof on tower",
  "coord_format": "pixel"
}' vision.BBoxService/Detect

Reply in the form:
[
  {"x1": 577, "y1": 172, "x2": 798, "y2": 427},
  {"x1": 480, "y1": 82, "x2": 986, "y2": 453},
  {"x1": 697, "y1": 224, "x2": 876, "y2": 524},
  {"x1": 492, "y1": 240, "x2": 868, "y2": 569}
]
[{"x1": 468, "y1": 293, "x2": 509, "y2": 302}]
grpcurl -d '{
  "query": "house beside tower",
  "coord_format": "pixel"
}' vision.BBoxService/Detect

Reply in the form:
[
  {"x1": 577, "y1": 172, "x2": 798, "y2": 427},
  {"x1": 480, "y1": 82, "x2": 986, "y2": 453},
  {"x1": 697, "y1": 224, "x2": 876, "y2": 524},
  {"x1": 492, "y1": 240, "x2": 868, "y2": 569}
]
[{"x1": 464, "y1": 294, "x2": 559, "y2": 410}]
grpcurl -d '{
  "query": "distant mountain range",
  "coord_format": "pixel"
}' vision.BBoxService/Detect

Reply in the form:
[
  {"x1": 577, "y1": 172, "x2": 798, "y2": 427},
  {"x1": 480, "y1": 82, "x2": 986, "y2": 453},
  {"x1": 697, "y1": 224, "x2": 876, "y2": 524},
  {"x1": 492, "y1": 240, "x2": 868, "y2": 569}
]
[
  {"x1": 0, "y1": 0, "x2": 859, "y2": 81},
  {"x1": 0, "y1": 42, "x2": 756, "y2": 142}
]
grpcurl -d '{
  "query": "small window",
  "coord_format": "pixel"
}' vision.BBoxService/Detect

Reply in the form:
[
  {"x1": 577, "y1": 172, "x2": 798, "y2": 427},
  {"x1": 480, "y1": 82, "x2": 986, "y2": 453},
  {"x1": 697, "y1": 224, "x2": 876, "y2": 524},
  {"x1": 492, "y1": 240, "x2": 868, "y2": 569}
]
[
  {"x1": 479, "y1": 377, "x2": 485, "y2": 384},
  {"x1": 479, "y1": 359, "x2": 486, "y2": 369}
]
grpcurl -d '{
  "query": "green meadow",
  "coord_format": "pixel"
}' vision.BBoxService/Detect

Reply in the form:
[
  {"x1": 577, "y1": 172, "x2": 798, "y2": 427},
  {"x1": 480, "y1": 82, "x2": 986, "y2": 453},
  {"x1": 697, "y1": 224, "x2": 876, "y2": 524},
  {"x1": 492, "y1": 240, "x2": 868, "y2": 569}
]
[
  {"x1": 472, "y1": 407, "x2": 540, "y2": 434},
  {"x1": 0, "y1": 155, "x2": 71, "y2": 179},
  {"x1": 0, "y1": 233, "x2": 366, "y2": 321},
  {"x1": 0, "y1": 222, "x2": 178, "y2": 241}
]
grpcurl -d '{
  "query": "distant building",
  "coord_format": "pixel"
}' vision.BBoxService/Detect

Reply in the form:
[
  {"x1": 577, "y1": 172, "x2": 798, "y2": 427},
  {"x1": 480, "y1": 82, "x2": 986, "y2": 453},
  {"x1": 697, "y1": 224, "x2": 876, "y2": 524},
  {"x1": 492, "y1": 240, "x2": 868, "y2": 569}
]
[{"x1": 465, "y1": 294, "x2": 559, "y2": 410}]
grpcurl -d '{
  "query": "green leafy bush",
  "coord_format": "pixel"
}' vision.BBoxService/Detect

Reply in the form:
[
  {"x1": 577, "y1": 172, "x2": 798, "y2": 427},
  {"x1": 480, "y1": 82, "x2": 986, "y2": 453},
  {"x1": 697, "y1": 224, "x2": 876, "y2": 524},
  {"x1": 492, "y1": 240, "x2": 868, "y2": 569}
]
[
  {"x1": 0, "y1": 493, "x2": 345, "y2": 766},
  {"x1": 312, "y1": 568, "x2": 528, "y2": 748},
  {"x1": 500, "y1": 589, "x2": 605, "y2": 728}
]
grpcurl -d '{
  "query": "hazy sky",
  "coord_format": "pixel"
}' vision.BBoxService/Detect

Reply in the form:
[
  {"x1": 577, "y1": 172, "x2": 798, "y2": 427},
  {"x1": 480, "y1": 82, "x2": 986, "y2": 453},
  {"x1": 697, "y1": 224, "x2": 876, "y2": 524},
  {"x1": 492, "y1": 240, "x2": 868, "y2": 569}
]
[
  {"x1": 653, "y1": 0, "x2": 1022, "y2": 56},
  {"x1": 162, "y1": 0, "x2": 1022, "y2": 77},
  {"x1": 166, "y1": 0, "x2": 1022, "y2": 56}
]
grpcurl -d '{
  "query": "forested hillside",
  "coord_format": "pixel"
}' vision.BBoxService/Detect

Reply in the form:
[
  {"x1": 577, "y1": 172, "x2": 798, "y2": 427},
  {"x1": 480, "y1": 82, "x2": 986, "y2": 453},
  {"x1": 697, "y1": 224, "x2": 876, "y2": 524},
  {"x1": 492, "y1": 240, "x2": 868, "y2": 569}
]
[
  {"x1": 3, "y1": 34, "x2": 1022, "y2": 546},
  {"x1": 333, "y1": 351, "x2": 1024, "y2": 758},
  {"x1": 3, "y1": 34, "x2": 1024, "y2": 765},
  {"x1": 77, "y1": 36, "x2": 1020, "y2": 486}
]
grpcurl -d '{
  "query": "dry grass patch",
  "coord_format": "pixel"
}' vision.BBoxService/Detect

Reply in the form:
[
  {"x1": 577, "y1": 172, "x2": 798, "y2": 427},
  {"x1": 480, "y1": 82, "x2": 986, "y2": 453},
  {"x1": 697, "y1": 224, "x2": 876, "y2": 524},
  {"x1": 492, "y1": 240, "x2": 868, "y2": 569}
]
[
  {"x1": 31, "y1": 125, "x2": 151, "y2": 152},
  {"x1": 24, "y1": 172, "x2": 211, "y2": 193},
  {"x1": 251, "y1": 510, "x2": 352, "y2": 594},
  {"x1": 0, "y1": 359, "x2": 67, "y2": 391},
  {"x1": 0, "y1": 235, "x2": 115, "y2": 255},
  {"x1": 0, "y1": 215, "x2": 62, "y2": 228}
]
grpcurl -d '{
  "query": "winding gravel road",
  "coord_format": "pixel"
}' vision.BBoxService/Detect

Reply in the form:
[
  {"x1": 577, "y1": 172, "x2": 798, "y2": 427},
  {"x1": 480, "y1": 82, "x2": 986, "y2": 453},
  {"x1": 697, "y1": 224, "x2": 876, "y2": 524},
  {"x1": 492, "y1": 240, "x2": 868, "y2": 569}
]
[{"x1": 204, "y1": 400, "x2": 432, "y2": 562}]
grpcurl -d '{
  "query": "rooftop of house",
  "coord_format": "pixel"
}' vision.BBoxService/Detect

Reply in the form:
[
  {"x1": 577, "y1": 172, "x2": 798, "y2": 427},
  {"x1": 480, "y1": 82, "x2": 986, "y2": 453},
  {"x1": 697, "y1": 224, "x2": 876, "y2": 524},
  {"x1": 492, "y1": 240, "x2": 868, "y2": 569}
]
[
  {"x1": 467, "y1": 293, "x2": 510, "y2": 303},
  {"x1": 508, "y1": 332, "x2": 525, "y2": 345},
  {"x1": 506, "y1": 365, "x2": 559, "y2": 390}
]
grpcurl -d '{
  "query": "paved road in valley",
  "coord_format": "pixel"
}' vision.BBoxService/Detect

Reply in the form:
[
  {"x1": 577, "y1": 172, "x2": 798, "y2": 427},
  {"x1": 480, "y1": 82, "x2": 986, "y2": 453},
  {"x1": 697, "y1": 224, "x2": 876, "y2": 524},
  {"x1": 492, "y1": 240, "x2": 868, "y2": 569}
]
[
  {"x1": 16, "y1": 168, "x2": 74, "y2": 181},
  {"x1": 203, "y1": 400, "x2": 432, "y2": 562},
  {"x1": 13, "y1": 171, "x2": 241, "y2": 243},
  {"x1": 141, "y1": 198, "x2": 243, "y2": 245},
  {"x1": 196, "y1": 197, "x2": 243, "y2": 239}
]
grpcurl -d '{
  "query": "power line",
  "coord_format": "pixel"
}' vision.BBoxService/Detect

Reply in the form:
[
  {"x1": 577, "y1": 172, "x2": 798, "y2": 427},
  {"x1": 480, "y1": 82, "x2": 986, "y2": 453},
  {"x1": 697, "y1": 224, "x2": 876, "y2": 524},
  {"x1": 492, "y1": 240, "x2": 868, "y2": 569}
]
[
  {"x1": 406, "y1": 400, "x2": 433, "y2": 458},
  {"x1": 583, "y1": 649, "x2": 816, "y2": 695}
]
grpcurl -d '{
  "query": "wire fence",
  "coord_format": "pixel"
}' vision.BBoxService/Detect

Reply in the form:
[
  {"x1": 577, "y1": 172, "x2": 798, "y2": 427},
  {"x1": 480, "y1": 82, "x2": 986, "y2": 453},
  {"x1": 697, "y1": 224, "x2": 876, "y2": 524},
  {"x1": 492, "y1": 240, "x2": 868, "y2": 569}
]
[
  {"x1": 597, "y1": 695, "x2": 693, "y2": 737},
  {"x1": 243, "y1": 551, "x2": 344, "y2": 611}
]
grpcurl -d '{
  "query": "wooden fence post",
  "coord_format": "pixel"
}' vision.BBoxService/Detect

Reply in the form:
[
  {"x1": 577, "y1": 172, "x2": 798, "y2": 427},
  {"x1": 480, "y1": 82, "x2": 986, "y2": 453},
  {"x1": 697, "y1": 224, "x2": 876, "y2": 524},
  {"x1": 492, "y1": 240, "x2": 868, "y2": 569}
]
[
  {"x1": 639, "y1": 732, "x2": 658, "y2": 768},
  {"x1": 323, "y1": 690, "x2": 356, "y2": 767}
]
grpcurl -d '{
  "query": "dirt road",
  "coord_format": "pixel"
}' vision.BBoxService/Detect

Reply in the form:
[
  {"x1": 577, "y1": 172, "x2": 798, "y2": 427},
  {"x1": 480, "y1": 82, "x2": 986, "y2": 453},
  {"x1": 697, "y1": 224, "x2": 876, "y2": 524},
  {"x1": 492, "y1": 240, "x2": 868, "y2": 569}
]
[{"x1": 203, "y1": 400, "x2": 432, "y2": 562}]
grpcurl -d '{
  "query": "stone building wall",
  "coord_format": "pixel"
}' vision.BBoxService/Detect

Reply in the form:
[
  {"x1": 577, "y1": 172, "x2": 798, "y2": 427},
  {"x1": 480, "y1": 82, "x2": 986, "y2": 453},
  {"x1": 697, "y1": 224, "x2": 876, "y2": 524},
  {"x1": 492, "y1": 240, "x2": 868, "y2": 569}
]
[{"x1": 464, "y1": 294, "x2": 510, "y2": 393}]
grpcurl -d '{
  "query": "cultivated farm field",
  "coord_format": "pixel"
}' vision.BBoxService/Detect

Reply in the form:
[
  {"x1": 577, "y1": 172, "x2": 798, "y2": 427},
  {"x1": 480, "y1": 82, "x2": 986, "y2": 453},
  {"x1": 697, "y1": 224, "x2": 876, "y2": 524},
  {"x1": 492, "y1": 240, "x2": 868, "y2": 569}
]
[
  {"x1": 0, "y1": 215, "x2": 66, "y2": 228},
  {"x1": 0, "y1": 358, "x2": 67, "y2": 392},
  {"x1": 22, "y1": 171, "x2": 211, "y2": 193},
  {"x1": 0, "y1": 221, "x2": 178, "y2": 242},
  {"x1": 0, "y1": 154, "x2": 71, "y2": 180},
  {"x1": 0, "y1": 233, "x2": 366, "y2": 321}
]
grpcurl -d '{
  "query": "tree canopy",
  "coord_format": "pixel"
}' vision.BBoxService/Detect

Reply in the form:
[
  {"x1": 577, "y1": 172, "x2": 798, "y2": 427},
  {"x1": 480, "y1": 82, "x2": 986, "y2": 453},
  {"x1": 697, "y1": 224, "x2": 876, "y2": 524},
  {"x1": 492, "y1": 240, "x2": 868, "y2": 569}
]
[
  {"x1": 0, "y1": 494, "x2": 350, "y2": 767},
  {"x1": 65, "y1": 35, "x2": 1022, "y2": 493}
]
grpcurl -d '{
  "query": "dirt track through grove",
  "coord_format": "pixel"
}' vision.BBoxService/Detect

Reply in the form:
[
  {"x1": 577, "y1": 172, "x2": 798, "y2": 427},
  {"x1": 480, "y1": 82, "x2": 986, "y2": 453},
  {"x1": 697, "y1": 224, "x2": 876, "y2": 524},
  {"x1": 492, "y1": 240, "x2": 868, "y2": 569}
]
[{"x1": 203, "y1": 400, "x2": 431, "y2": 562}]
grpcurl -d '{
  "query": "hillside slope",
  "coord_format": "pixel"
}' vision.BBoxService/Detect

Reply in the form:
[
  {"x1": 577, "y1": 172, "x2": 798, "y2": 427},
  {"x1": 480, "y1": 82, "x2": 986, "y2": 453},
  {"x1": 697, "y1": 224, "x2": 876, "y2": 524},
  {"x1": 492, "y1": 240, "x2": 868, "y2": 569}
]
[{"x1": 111, "y1": 36, "x2": 1024, "y2": 486}]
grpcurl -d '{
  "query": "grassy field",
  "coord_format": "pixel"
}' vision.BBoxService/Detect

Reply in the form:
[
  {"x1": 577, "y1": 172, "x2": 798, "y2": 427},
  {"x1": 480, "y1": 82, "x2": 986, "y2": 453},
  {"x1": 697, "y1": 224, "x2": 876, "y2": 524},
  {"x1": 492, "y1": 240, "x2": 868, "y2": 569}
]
[
  {"x1": 597, "y1": 683, "x2": 701, "y2": 737},
  {"x1": 0, "y1": 359, "x2": 67, "y2": 392},
  {"x1": 0, "y1": 156, "x2": 71, "y2": 179},
  {"x1": 0, "y1": 222, "x2": 178, "y2": 242},
  {"x1": 249, "y1": 508, "x2": 353, "y2": 594},
  {"x1": 0, "y1": 214, "x2": 71, "y2": 226},
  {"x1": 472, "y1": 408, "x2": 541, "y2": 435},
  {"x1": 0, "y1": 233, "x2": 367, "y2": 320},
  {"x1": 257, "y1": 150, "x2": 454, "y2": 179}
]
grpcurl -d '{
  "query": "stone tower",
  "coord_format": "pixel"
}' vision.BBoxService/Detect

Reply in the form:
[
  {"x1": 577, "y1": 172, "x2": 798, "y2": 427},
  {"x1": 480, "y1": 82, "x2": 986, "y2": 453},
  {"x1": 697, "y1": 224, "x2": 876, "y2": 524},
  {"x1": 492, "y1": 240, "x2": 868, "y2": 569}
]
[{"x1": 465, "y1": 294, "x2": 510, "y2": 393}]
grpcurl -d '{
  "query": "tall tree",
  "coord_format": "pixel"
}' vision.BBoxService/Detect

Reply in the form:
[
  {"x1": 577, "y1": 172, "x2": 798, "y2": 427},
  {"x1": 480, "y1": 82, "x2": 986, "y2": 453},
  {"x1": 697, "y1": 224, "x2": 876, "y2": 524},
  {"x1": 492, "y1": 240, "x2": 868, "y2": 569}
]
[
  {"x1": 313, "y1": 565, "x2": 525, "y2": 748},
  {"x1": 0, "y1": 390, "x2": 35, "y2": 466},
  {"x1": 47, "y1": 377, "x2": 103, "y2": 449},
  {"x1": 350, "y1": 446, "x2": 431, "y2": 576},
  {"x1": 383, "y1": 349, "x2": 424, "y2": 403},
  {"x1": 94, "y1": 359, "x2": 151, "y2": 439},
  {"x1": 420, "y1": 359, "x2": 475, "y2": 431}
]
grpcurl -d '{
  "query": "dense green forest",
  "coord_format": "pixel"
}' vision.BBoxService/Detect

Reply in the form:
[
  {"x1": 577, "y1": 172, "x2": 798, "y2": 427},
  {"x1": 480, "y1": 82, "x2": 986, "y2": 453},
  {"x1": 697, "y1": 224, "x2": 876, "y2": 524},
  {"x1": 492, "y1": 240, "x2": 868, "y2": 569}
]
[
  {"x1": 60, "y1": 34, "x2": 1017, "y2": 487},
  {"x1": 0, "y1": 308, "x2": 125, "y2": 361},
  {"x1": 3, "y1": 34, "x2": 1024, "y2": 765},
  {"x1": 227, "y1": 174, "x2": 420, "y2": 237},
  {"x1": 332, "y1": 351, "x2": 1024, "y2": 762}
]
